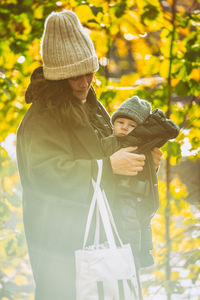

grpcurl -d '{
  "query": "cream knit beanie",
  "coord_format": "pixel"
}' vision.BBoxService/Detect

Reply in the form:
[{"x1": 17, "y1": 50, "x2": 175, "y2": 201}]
[{"x1": 41, "y1": 10, "x2": 99, "y2": 80}]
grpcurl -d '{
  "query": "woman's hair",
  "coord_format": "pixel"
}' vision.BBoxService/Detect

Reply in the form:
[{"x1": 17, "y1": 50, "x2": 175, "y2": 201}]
[{"x1": 27, "y1": 69, "x2": 89, "y2": 127}]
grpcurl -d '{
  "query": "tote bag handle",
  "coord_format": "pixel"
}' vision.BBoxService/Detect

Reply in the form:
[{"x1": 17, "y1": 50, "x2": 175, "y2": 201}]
[
  {"x1": 83, "y1": 160, "x2": 102, "y2": 248},
  {"x1": 94, "y1": 181, "x2": 124, "y2": 248},
  {"x1": 83, "y1": 160, "x2": 123, "y2": 249}
]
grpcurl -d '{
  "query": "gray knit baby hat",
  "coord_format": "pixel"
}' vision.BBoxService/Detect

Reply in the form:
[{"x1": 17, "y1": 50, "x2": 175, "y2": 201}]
[
  {"x1": 41, "y1": 10, "x2": 99, "y2": 80},
  {"x1": 111, "y1": 96, "x2": 152, "y2": 125}
]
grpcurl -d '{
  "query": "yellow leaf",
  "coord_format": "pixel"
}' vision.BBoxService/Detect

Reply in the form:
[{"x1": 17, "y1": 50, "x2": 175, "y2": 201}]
[
  {"x1": 3, "y1": 265, "x2": 16, "y2": 276},
  {"x1": 120, "y1": 15, "x2": 140, "y2": 38},
  {"x1": 115, "y1": 38, "x2": 128, "y2": 57},
  {"x1": 25, "y1": 61, "x2": 41, "y2": 75},
  {"x1": 170, "y1": 177, "x2": 188, "y2": 199},
  {"x1": 170, "y1": 156, "x2": 178, "y2": 165},
  {"x1": 87, "y1": 0, "x2": 106, "y2": 6},
  {"x1": 33, "y1": 5, "x2": 43, "y2": 19},
  {"x1": 142, "y1": 55, "x2": 160, "y2": 75},
  {"x1": 160, "y1": 28, "x2": 172, "y2": 56},
  {"x1": 14, "y1": 274, "x2": 28, "y2": 286},
  {"x1": 4, "y1": 177, "x2": 14, "y2": 195},
  {"x1": 167, "y1": 0, "x2": 173, "y2": 5},
  {"x1": 11, "y1": 172, "x2": 20, "y2": 183},
  {"x1": 127, "y1": 10, "x2": 145, "y2": 33},
  {"x1": 130, "y1": 39, "x2": 153, "y2": 75},
  {"x1": 69, "y1": 0, "x2": 77, "y2": 7},
  {"x1": 160, "y1": 59, "x2": 170, "y2": 79},
  {"x1": 28, "y1": 39, "x2": 41, "y2": 61},
  {"x1": 1, "y1": 43, "x2": 16, "y2": 69},
  {"x1": 190, "y1": 68, "x2": 200, "y2": 82},
  {"x1": 171, "y1": 78, "x2": 180, "y2": 87},
  {"x1": 178, "y1": 27, "x2": 190, "y2": 36},
  {"x1": 2, "y1": 0, "x2": 17, "y2": 3},
  {"x1": 153, "y1": 269, "x2": 165, "y2": 279},
  {"x1": 127, "y1": 0, "x2": 136, "y2": 7},
  {"x1": 75, "y1": 5, "x2": 94, "y2": 23},
  {"x1": 171, "y1": 272, "x2": 180, "y2": 280},
  {"x1": 90, "y1": 31, "x2": 108, "y2": 57},
  {"x1": 16, "y1": 13, "x2": 31, "y2": 36},
  {"x1": 0, "y1": 239, "x2": 7, "y2": 259},
  {"x1": 110, "y1": 22, "x2": 119, "y2": 36},
  {"x1": 120, "y1": 73, "x2": 139, "y2": 86}
]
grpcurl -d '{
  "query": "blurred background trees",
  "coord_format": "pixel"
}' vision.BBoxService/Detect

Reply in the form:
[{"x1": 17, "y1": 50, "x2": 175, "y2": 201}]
[{"x1": 0, "y1": 0, "x2": 199, "y2": 299}]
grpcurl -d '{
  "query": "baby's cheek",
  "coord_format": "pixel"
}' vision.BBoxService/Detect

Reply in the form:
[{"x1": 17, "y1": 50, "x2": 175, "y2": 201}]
[{"x1": 127, "y1": 128, "x2": 135, "y2": 135}]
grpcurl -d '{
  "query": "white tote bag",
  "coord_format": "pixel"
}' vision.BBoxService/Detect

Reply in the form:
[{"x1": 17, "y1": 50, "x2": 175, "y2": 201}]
[{"x1": 75, "y1": 160, "x2": 139, "y2": 300}]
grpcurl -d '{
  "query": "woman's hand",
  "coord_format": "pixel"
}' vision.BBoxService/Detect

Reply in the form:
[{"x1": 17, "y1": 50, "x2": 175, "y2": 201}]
[
  {"x1": 151, "y1": 147, "x2": 162, "y2": 170},
  {"x1": 110, "y1": 146, "x2": 145, "y2": 176}
]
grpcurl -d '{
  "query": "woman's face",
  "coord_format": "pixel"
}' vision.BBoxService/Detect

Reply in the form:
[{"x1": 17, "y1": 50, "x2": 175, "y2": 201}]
[{"x1": 68, "y1": 73, "x2": 94, "y2": 100}]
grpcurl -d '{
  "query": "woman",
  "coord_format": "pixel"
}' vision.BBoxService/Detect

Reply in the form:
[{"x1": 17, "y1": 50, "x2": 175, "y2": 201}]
[{"x1": 16, "y1": 10, "x2": 161, "y2": 300}]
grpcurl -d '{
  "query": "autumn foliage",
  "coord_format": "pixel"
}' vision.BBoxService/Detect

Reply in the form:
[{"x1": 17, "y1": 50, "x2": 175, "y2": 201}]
[{"x1": 0, "y1": 0, "x2": 199, "y2": 299}]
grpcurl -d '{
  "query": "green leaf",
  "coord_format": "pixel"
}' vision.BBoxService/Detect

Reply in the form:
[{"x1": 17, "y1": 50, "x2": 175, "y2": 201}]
[
  {"x1": 90, "y1": 6, "x2": 103, "y2": 16},
  {"x1": 0, "y1": 201, "x2": 10, "y2": 221},
  {"x1": 175, "y1": 81, "x2": 190, "y2": 96},
  {"x1": 99, "y1": 90, "x2": 117, "y2": 107},
  {"x1": 115, "y1": 1, "x2": 127, "y2": 18},
  {"x1": 164, "y1": 141, "x2": 182, "y2": 157},
  {"x1": 141, "y1": 4, "x2": 159, "y2": 21},
  {"x1": 184, "y1": 250, "x2": 200, "y2": 267},
  {"x1": 6, "y1": 239, "x2": 17, "y2": 257}
]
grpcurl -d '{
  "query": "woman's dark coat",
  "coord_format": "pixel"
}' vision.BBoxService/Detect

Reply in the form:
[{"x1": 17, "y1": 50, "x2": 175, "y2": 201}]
[{"x1": 16, "y1": 78, "x2": 114, "y2": 299}]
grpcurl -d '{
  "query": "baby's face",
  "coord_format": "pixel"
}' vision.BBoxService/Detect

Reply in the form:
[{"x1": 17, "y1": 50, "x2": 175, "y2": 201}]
[{"x1": 113, "y1": 117, "x2": 138, "y2": 137}]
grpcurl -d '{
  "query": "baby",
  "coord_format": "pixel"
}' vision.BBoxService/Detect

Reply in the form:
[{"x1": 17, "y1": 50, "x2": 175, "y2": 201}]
[
  {"x1": 101, "y1": 95, "x2": 179, "y2": 268},
  {"x1": 111, "y1": 96, "x2": 156, "y2": 268},
  {"x1": 101, "y1": 96, "x2": 159, "y2": 268},
  {"x1": 101, "y1": 96, "x2": 180, "y2": 267}
]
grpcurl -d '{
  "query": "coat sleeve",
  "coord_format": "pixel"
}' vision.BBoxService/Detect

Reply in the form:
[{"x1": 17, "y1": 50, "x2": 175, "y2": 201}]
[
  {"x1": 100, "y1": 131, "x2": 144, "y2": 156},
  {"x1": 100, "y1": 135, "x2": 121, "y2": 156},
  {"x1": 17, "y1": 115, "x2": 112, "y2": 206}
]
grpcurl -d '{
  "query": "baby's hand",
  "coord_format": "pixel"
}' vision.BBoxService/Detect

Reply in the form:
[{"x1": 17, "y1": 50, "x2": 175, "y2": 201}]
[{"x1": 151, "y1": 147, "x2": 162, "y2": 170}]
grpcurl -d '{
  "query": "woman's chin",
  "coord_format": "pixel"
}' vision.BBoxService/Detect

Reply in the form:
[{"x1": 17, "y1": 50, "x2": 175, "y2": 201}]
[{"x1": 74, "y1": 93, "x2": 88, "y2": 101}]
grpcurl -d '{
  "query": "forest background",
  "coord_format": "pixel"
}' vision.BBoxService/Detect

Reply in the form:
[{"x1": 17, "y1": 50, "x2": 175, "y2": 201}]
[{"x1": 0, "y1": 0, "x2": 199, "y2": 299}]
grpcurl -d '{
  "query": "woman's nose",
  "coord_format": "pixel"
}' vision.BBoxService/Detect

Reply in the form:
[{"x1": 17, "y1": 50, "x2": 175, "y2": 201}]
[{"x1": 79, "y1": 76, "x2": 88, "y2": 88}]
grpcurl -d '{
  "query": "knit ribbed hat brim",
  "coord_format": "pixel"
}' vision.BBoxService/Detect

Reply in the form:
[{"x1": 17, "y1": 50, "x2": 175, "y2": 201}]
[
  {"x1": 44, "y1": 56, "x2": 99, "y2": 80},
  {"x1": 111, "y1": 96, "x2": 152, "y2": 125}
]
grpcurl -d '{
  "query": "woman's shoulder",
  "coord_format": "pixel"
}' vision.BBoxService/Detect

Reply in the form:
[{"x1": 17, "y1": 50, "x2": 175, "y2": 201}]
[{"x1": 18, "y1": 103, "x2": 62, "y2": 136}]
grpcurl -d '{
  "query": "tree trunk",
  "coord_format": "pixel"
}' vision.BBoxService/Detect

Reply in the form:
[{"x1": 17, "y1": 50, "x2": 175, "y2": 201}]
[{"x1": 165, "y1": 0, "x2": 177, "y2": 299}]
